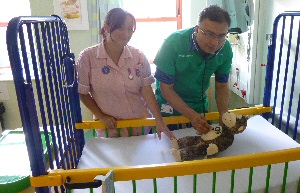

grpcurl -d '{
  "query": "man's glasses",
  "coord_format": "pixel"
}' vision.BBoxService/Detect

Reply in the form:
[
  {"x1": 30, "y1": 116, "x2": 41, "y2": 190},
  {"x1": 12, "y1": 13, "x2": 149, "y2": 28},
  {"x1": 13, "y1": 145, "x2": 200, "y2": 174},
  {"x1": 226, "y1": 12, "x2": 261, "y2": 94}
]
[{"x1": 198, "y1": 28, "x2": 227, "y2": 42}]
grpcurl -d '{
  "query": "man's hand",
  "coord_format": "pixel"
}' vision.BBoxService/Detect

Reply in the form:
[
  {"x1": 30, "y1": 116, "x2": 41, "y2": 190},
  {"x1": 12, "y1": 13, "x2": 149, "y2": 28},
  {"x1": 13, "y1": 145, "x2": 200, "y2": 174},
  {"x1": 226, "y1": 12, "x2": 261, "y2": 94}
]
[
  {"x1": 190, "y1": 113, "x2": 212, "y2": 134},
  {"x1": 218, "y1": 115, "x2": 225, "y2": 127}
]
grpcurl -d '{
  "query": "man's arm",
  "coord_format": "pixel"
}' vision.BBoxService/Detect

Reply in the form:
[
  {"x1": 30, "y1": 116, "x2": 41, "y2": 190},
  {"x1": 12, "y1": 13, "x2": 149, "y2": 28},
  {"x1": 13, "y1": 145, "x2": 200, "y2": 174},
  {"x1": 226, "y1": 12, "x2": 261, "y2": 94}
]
[
  {"x1": 160, "y1": 82, "x2": 211, "y2": 133},
  {"x1": 215, "y1": 81, "x2": 230, "y2": 119}
]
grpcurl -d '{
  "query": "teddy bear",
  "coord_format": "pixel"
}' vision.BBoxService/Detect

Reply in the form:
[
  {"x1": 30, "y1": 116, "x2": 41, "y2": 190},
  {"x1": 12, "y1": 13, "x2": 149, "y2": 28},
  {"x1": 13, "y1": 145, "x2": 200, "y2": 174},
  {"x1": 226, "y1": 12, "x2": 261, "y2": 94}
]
[{"x1": 171, "y1": 112, "x2": 249, "y2": 161}]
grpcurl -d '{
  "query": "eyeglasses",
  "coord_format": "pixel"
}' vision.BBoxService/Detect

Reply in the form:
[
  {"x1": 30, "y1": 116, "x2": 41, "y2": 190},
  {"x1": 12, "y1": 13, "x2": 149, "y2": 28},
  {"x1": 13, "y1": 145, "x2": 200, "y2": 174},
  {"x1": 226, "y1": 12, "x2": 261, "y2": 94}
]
[{"x1": 198, "y1": 28, "x2": 227, "y2": 41}]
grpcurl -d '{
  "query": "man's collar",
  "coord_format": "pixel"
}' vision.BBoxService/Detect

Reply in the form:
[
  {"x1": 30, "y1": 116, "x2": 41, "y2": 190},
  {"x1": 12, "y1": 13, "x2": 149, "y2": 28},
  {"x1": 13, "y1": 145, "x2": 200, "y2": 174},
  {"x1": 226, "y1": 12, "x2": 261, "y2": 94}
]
[{"x1": 190, "y1": 27, "x2": 211, "y2": 58}]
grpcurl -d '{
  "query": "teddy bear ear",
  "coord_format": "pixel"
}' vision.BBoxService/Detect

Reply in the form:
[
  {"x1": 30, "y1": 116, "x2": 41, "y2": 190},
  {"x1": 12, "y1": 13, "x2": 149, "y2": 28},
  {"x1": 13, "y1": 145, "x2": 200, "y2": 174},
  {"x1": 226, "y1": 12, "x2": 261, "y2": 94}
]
[{"x1": 222, "y1": 112, "x2": 236, "y2": 128}]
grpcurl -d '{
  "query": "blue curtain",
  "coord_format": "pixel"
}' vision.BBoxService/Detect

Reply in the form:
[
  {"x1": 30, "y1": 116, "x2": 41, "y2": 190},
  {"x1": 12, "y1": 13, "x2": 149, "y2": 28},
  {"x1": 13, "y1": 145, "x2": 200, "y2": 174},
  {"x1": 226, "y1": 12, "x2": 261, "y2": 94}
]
[{"x1": 90, "y1": 0, "x2": 121, "y2": 45}]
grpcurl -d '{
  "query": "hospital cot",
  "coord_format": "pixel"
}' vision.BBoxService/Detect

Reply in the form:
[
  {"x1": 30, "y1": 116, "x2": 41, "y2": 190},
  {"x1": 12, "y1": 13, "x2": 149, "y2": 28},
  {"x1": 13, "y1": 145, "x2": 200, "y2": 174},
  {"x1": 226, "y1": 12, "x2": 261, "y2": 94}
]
[{"x1": 5, "y1": 12, "x2": 300, "y2": 193}]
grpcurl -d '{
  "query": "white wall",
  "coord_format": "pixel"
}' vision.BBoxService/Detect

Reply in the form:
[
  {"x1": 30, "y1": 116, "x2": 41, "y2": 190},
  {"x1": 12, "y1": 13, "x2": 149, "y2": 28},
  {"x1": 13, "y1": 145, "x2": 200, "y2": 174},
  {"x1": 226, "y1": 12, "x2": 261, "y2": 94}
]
[
  {"x1": 1, "y1": 0, "x2": 93, "y2": 130},
  {"x1": 229, "y1": 0, "x2": 300, "y2": 105},
  {"x1": 265, "y1": 0, "x2": 300, "y2": 119},
  {"x1": 2, "y1": 0, "x2": 299, "y2": 130},
  {"x1": 182, "y1": 0, "x2": 207, "y2": 28},
  {"x1": 1, "y1": 0, "x2": 207, "y2": 130},
  {"x1": 255, "y1": 0, "x2": 300, "y2": 105}
]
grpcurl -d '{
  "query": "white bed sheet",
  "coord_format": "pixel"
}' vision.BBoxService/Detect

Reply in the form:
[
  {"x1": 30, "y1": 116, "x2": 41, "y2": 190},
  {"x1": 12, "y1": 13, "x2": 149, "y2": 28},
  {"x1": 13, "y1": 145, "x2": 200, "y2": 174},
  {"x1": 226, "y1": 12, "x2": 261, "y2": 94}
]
[{"x1": 75, "y1": 115, "x2": 300, "y2": 193}]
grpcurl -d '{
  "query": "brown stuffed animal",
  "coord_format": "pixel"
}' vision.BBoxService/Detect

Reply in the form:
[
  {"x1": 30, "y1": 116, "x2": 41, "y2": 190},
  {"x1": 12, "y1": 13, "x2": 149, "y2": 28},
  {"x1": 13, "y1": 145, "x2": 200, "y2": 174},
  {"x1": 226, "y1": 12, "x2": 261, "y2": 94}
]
[{"x1": 171, "y1": 112, "x2": 249, "y2": 161}]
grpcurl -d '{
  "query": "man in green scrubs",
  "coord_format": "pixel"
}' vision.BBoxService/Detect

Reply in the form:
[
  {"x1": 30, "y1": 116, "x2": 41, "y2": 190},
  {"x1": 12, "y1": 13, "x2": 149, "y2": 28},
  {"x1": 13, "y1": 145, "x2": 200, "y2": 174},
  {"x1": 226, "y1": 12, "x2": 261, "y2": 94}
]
[{"x1": 154, "y1": 5, "x2": 233, "y2": 133}]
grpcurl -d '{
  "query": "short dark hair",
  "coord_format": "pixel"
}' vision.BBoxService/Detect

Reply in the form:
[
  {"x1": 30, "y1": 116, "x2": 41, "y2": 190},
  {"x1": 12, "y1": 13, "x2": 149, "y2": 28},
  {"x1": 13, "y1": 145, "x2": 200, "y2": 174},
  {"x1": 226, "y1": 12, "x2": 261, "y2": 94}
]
[
  {"x1": 198, "y1": 5, "x2": 231, "y2": 27},
  {"x1": 100, "y1": 8, "x2": 136, "y2": 36}
]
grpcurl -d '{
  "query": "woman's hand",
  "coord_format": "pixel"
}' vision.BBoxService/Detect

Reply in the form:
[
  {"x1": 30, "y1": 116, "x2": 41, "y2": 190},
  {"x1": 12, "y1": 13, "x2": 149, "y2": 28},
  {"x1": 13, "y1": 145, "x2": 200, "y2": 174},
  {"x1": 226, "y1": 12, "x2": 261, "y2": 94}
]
[
  {"x1": 155, "y1": 120, "x2": 177, "y2": 140},
  {"x1": 80, "y1": 93, "x2": 117, "y2": 130},
  {"x1": 98, "y1": 114, "x2": 117, "y2": 130}
]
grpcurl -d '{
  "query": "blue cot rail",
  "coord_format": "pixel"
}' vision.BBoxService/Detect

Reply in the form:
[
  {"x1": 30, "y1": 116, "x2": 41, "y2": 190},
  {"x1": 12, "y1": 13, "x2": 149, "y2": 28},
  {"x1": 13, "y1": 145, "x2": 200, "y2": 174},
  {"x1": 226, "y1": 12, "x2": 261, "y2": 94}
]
[
  {"x1": 263, "y1": 11, "x2": 300, "y2": 141},
  {"x1": 6, "y1": 15, "x2": 84, "y2": 193}
]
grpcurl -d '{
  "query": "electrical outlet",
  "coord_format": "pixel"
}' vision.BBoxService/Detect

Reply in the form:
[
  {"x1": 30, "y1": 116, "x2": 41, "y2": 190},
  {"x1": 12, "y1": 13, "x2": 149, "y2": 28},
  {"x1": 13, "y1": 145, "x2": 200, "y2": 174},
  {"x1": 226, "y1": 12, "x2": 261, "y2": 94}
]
[{"x1": 0, "y1": 82, "x2": 9, "y2": 101}]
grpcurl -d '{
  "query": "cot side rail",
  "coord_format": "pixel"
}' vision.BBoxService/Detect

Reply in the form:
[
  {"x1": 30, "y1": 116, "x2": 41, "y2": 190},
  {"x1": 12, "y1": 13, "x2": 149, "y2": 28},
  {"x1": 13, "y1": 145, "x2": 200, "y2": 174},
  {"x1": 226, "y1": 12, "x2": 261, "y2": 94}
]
[
  {"x1": 76, "y1": 106, "x2": 272, "y2": 129},
  {"x1": 30, "y1": 147, "x2": 300, "y2": 187},
  {"x1": 6, "y1": 15, "x2": 84, "y2": 193}
]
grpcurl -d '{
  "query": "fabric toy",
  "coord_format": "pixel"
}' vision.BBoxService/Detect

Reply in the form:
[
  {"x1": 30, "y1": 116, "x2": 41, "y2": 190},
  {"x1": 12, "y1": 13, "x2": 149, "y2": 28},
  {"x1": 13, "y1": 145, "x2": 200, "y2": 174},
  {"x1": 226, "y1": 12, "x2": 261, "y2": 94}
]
[{"x1": 171, "y1": 112, "x2": 249, "y2": 161}]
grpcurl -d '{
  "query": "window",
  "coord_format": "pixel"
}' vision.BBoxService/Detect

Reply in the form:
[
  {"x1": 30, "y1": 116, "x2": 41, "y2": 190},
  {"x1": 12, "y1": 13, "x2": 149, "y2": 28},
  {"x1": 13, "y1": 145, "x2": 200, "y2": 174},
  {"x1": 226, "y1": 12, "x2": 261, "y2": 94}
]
[
  {"x1": 0, "y1": 0, "x2": 31, "y2": 79},
  {"x1": 122, "y1": 0, "x2": 182, "y2": 73}
]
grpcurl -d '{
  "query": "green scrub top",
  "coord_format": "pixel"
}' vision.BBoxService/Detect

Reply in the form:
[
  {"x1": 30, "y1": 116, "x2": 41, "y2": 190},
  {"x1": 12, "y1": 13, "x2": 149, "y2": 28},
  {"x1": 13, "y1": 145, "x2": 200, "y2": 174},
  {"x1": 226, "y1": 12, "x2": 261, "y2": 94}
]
[{"x1": 154, "y1": 27, "x2": 233, "y2": 117}]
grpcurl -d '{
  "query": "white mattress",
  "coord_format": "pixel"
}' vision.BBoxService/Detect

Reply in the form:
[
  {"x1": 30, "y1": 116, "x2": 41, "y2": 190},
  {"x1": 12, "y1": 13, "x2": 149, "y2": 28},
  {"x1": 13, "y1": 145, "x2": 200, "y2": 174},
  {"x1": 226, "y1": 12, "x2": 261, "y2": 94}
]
[{"x1": 75, "y1": 115, "x2": 300, "y2": 193}]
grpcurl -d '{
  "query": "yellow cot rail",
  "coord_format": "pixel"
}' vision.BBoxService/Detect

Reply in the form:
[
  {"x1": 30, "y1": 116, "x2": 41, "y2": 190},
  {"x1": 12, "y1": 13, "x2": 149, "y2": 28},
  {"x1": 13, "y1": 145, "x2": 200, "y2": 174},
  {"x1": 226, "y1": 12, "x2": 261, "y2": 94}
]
[
  {"x1": 30, "y1": 147, "x2": 300, "y2": 187},
  {"x1": 76, "y1": 106, "x2": 272, "y2": 129},
  {"x1": 30, "y1": 106, "x2": 275, "y2": 188}
]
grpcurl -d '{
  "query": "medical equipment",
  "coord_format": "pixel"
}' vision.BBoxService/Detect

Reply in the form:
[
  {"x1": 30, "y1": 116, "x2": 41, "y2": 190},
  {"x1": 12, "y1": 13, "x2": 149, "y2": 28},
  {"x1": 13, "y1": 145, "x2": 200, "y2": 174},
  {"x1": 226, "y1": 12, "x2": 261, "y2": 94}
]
[{"x1": 207, "y1": 0, "x2": 254, "y2": 33}]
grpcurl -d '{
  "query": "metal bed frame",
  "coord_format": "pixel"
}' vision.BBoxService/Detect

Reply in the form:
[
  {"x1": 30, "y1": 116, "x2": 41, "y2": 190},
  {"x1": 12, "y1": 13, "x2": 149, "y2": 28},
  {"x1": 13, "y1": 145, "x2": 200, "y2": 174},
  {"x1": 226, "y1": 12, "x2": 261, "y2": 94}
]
[
  {"x1": 6, "y1": 12, "x2": 300, "y2": 193},
  {"x1": 6, "y1": 15, "x2": 84, "y2": 193},
  {"x1": 263, "y1": 11, "x2": 300, "y2": 141}
]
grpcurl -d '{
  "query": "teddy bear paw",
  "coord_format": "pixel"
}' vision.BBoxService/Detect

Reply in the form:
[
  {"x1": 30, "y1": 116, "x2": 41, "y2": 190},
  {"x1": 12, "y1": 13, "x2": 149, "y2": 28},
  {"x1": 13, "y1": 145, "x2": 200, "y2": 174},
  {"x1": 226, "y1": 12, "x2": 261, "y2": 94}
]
[
  {"x1": 171, "y1": 139, "x2": 179, "y2": 149},
  {"x1": 196, "y1": 130, "x2": 202, "y2": 135},
  {"x1": 207, "y1": 143, "x2": 219, "y2": 156},
  {"x1": 171, "y1": 148, "x2": 182, "y2": 162}
]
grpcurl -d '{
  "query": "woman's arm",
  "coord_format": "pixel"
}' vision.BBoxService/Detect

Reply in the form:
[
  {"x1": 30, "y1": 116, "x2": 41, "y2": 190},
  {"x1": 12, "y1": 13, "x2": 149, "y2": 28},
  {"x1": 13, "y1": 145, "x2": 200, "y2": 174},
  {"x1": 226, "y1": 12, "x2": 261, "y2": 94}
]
[
  {"x1": 79, "y1": 93, "x2": 116, "y2": 130},
  {"x1": 141, "y1": 85, "x2": 176, "y2": 140}
]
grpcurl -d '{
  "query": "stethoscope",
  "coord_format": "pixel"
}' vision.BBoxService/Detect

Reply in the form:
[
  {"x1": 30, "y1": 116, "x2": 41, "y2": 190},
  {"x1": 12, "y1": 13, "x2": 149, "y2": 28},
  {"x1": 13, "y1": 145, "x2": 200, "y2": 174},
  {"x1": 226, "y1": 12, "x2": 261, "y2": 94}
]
[
  {"x1": 192, "y1": 31, "x2": 226, "y2": 60},
  {"x1": 192, "y1": 31, "x2": 226, "y2": 116}
]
